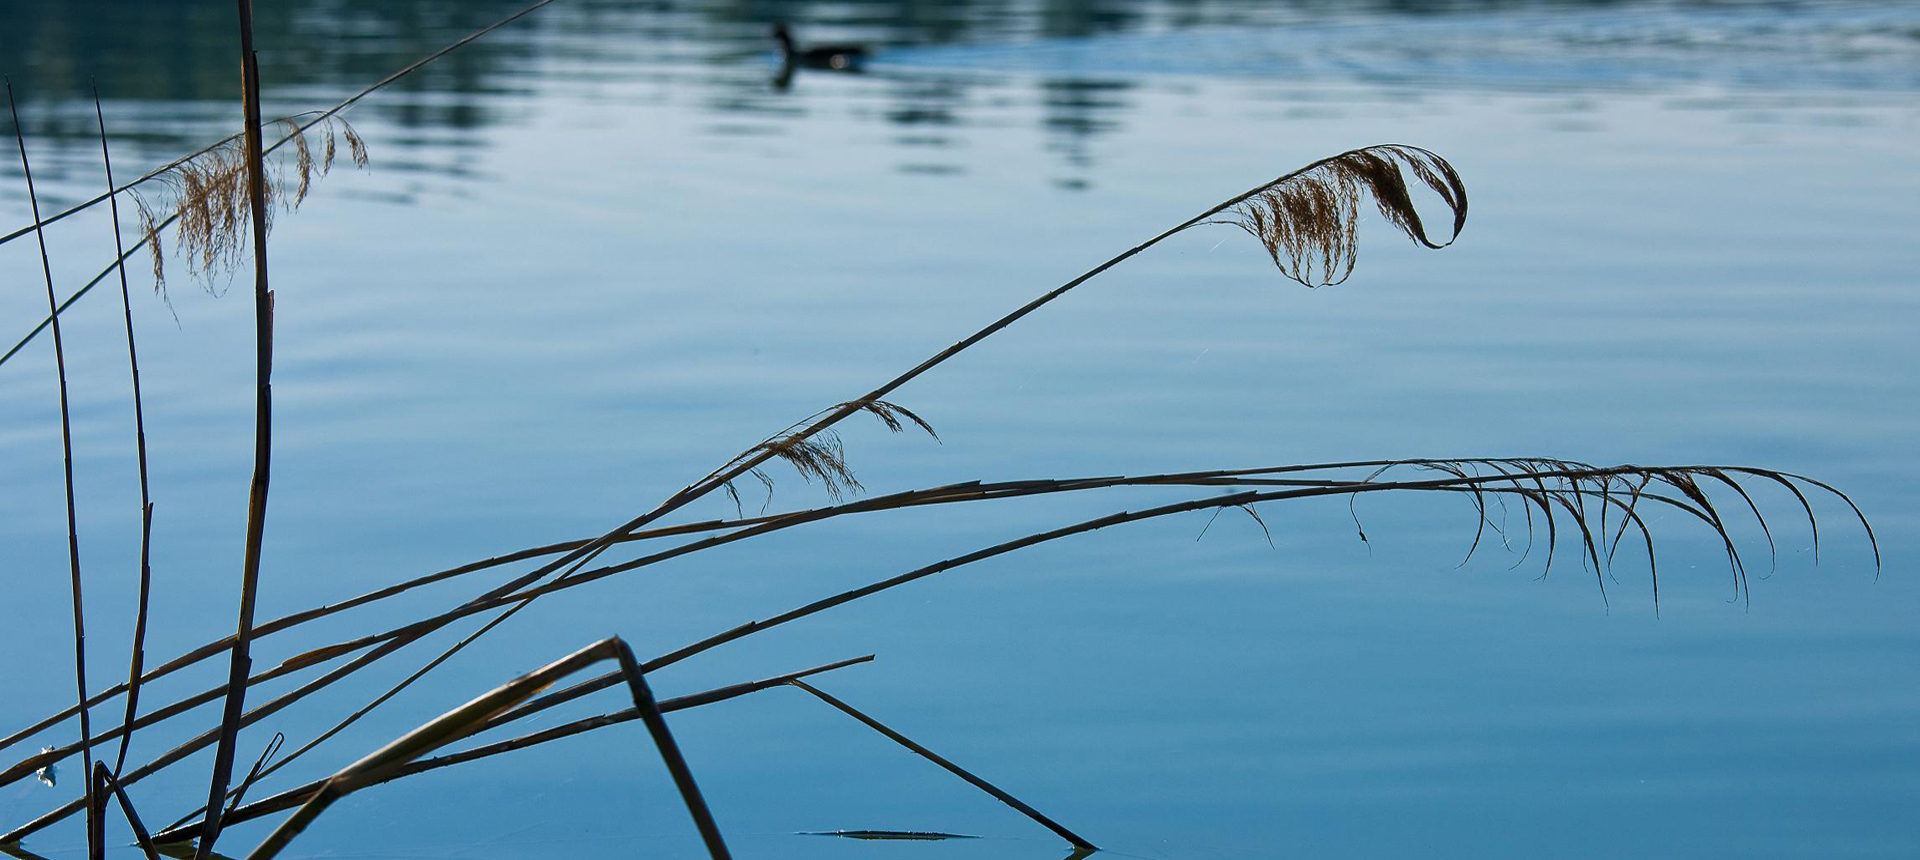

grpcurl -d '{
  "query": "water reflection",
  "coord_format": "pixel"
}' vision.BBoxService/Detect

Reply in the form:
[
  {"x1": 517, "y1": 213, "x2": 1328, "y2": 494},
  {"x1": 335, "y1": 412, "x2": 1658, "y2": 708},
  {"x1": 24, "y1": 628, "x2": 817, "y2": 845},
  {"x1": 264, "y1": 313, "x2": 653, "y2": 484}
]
[
  {"x1": 3, "y1": 0, "x2": 1916, "y2": 196},
  {"x1": 1, "y1": 2, "x2": 1916, "y2": 859}
]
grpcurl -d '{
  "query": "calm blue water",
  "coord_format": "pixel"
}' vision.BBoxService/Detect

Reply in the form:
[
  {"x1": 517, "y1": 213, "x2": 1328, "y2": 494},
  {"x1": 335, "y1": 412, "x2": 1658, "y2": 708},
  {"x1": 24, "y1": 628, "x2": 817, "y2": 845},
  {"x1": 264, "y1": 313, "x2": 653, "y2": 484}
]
[{"x1": 1, "y1": 1, "x2": 1916, "y2": 858}]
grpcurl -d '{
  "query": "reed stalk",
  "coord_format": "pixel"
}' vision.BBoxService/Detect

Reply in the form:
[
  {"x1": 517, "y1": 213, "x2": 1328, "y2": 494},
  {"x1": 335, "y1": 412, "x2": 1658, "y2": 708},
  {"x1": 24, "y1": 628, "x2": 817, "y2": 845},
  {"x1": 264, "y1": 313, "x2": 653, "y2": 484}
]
[
  {"x1": 0, "y1": 455, "x2": 1722, "y2": 770},
  {"x1": 789, "y1": 679, "x2": 1096, "y2": 850},
  {"x1": 156, "y1": 655, "x2": 872, "y2": 838},
  {"x1": 7, "y1": 77, "x2": 103, "y2": 860},
  {"x1": 90, "y1": 764, "x2": 160, "y2": 860},
  {"x1": 195, "y1": 2, "x2": 276, "y2": 854},
  {"x1": 93, "y1": 82, "x2": 159, "y2": 781},
  {"x1": 241, "y1": 637, "x2": 729, "y2": 860},
  {"x1": 0, "y1": 456, "x2": 1858, "y2": 821}
]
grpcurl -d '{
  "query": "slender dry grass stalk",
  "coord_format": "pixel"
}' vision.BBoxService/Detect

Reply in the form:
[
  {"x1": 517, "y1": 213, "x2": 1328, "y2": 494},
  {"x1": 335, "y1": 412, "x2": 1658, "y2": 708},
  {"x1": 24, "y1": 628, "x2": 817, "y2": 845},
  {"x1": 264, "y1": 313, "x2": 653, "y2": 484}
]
[
  {"x1": 0, "y1": 460, "x2": 1874, "y2": 843},
  {"x1": 1, "y1": 224, "x2": 174, "y2": 369},
  {"x1": 522, "y1": 145, "x2": 1473, "y2": 618},
  {"x1": 157, "y1": 655, "x2": 871, "y2": 841},
  {"x1": 788, "y1": 679, "x2": 1095, "y2": 850},
  {"x1": 0, "y1": 111, "x2": 367, "y2": 372},
  {"x1": 92, "y1": 82, "x2": 159, "y2": 783},
  {"x1": 195, "y1": 6, "x2": 277, "y2": 854},
  {"x1": 7, "y1": 77, "x2": 103, "y2": 860},
  {"x1": 0, "y1": 457, "x2": 1873, "y2": 812},
  {"x1": 241, "y1": 637, "x2": 729, "y2": 860},
  {"x1": 88, "y1": 764, "x2": 160, "y2": 860}
]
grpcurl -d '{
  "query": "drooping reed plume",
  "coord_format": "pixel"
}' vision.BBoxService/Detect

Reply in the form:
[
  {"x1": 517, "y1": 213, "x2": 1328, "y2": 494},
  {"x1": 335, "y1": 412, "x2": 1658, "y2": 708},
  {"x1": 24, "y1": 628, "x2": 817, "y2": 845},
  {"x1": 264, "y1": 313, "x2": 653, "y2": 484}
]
[
  {"x1": 130, "y1": 115, "x2": 366, "y2": 297},
  {"x1": 1224, "y1": 144, "x2": 1466, "y2": 286}
]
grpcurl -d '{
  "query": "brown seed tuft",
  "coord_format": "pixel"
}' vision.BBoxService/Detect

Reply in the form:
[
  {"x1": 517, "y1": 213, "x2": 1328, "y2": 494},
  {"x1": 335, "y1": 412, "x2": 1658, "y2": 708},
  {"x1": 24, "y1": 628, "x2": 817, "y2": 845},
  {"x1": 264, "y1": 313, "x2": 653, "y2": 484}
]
[
  {"x1": 1227, "y1": 144, "x2": 1466, "y2": 287},
  {"x1": 135, "y1": 116, "x2": 368, "y2": 290}
]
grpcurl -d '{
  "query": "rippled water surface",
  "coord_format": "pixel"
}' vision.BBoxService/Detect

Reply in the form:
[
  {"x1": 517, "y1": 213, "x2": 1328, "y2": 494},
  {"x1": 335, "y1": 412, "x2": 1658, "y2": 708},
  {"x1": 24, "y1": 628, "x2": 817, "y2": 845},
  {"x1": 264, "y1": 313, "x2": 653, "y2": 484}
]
[{"x1": 2, "y1": 1, "x2": 1917, "y2": 858}]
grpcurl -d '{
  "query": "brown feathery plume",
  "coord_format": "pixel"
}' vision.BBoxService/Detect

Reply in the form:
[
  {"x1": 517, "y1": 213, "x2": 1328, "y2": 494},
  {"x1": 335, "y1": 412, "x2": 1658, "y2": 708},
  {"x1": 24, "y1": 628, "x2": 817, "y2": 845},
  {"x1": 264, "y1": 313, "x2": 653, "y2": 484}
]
[
  {"x1": 132, "y1": 115, "x2": 366, "y2": 297},
  {"x1": 723, "y1": 399, "x2": 936, "y2": 511},
  {"x1": 853, "y1": 399, "x2": 940, "y2": 440},
  {"x1": 760, "y1": 431, "x2": 861, "y2": 502},
  {"x1": 279, "y1": 119, "x2": 313, "y2": 206},
  {"x1": 1226, "y1": 144, "x2": 1466, "y2": 287}
]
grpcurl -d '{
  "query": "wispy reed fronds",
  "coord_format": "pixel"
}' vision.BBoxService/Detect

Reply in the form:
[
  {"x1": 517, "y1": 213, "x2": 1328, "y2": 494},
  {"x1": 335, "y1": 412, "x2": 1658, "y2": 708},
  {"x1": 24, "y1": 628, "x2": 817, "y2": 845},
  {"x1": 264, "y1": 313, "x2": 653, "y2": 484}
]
[
  {"x1": 761, "y1": 431, "x2": 861, "y2": 501},
  {"x1": 1226, "y1": 144, "x2": 1465, "y2": 286},
  {"x1": 132, "y1": 115, "x2": 365, "y2": 297},
  {"x1": 724, "y1": 399, "x2": 938, "y2": 509},
  {"x1": 2, "y1": 0, "x2": 568, "y2": 367},
  {"x1": 0, "y1": 0, "x2": 555, "y2": 252}
]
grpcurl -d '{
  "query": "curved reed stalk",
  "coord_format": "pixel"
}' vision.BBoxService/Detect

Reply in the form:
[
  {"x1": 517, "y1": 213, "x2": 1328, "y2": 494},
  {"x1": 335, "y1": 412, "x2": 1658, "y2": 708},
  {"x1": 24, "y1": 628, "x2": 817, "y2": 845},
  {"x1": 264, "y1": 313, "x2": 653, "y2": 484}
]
[
  {"x1": 8, "y1": 78, "x2": 103, "y2": 860},
  {"x1": 222, "y1": 146, "x2": 1475, "y2": 773},
  {"x1": 93, "y1": 83, "x2": 159, "y2": 782},
  {"x1": 0, "y1": 457, "x2": 1871, "y2": 800},
  {"x1": 0, "y1": 466, "x2": 1872, "y2": 842},
  {"x1": 153, "y1": 655, "x2": 872, "y2": 841},
  {"x1": 238, "y1": 637, "x2": 730, "y2": 860},
  {"x1": 789, "y1": 679, "x2": 1096, "y2": 851}
]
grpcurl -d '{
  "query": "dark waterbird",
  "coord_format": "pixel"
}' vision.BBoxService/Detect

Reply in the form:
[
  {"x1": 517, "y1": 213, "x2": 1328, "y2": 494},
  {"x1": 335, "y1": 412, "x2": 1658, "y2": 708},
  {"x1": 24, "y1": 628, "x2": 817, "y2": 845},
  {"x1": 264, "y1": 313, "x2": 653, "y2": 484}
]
[{"x1": 773, "y1": 23, "x2": 870, "y2": 71}]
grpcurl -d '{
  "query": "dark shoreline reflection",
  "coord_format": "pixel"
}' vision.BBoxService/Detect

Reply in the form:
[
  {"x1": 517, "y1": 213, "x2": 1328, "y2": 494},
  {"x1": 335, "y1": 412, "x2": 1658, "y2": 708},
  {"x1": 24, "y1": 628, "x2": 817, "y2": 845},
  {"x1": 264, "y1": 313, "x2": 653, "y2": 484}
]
[{"x1": 2, "y1": 0, "x2": 1916, "y2": 194}]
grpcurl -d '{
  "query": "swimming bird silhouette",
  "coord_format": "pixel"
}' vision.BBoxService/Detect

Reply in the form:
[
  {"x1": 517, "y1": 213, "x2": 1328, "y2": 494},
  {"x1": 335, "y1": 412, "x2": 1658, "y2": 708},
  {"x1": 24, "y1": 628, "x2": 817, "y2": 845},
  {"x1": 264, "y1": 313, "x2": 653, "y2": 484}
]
[{"x1": 773, "y1": 23, "x2": 870, "y2": 72}]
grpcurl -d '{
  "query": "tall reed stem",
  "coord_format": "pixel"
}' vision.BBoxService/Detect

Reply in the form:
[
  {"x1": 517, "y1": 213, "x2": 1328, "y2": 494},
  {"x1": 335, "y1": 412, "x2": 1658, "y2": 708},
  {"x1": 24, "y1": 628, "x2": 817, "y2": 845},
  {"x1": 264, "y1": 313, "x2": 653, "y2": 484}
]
[
  {"x1": 7, "y1": 78, "x2": 103, "y2": 860},
  {"x1": 92, "y1": 83, "x2": 157, "y2": 780},
  {"x1": 195, "y1": 2, "x2": 276, "y2": 855}
]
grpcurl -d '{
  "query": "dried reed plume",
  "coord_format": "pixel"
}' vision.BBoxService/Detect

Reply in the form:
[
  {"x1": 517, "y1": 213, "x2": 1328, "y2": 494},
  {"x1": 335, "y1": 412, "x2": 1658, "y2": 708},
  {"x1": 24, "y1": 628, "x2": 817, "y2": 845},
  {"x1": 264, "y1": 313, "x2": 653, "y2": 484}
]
[
  {"x1": 1224, "y1": 144, "x2": 1466, "y2": 287},
  {"x1": 726, "y1": 399, "x2": 939, "y2": 509},
  {"x1": 132, "y1": 115, "x2": 365, "y2": 296}
]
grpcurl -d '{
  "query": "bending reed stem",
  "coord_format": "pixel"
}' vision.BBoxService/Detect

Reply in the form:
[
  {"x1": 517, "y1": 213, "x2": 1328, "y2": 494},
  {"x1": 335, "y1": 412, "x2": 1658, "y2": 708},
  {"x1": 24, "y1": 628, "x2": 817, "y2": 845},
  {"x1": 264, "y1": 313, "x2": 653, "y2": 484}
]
[
  {"x1": 8, "y1": 77, "x2": 102, "y2": 860},
  {"x1": 93, "y1": 82, "x2": 158, "y2": 780}
]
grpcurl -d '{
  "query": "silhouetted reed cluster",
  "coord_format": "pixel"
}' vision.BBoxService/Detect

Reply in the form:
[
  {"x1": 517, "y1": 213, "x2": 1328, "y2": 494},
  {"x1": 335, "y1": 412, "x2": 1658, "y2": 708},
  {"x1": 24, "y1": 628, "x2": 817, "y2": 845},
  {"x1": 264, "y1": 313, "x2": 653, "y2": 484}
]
[{"x1": 0, "y1": 2, "x2": 1875, "y2": 859}]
